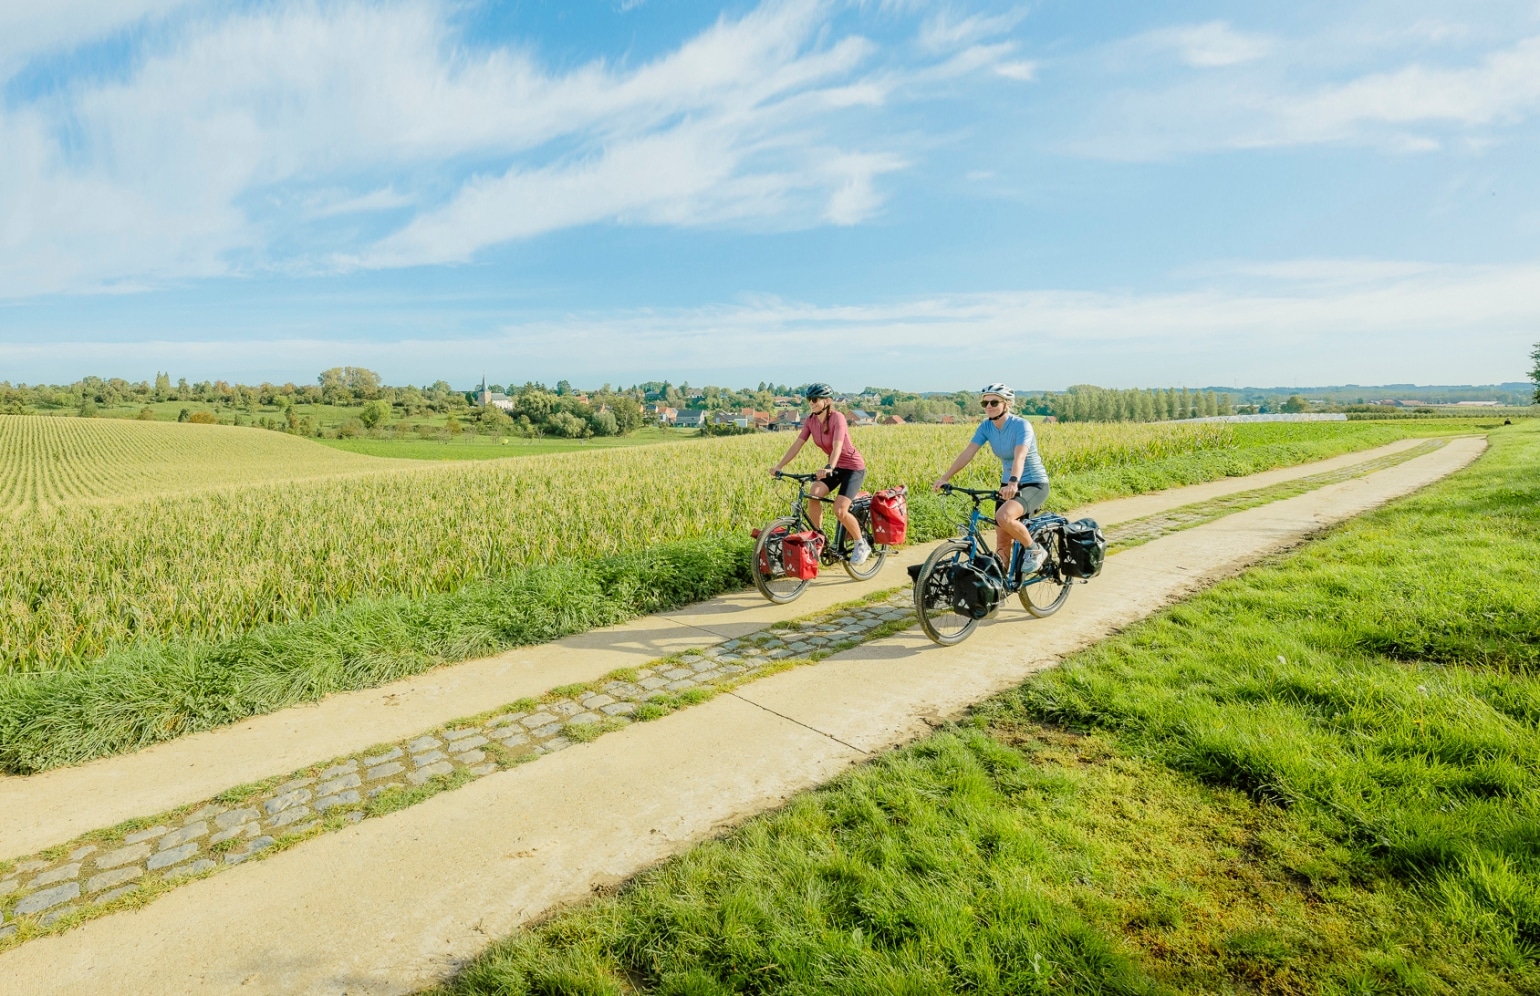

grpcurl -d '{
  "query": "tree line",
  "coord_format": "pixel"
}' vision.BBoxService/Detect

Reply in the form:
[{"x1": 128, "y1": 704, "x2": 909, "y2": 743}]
[{"x1": 1024, "y1": 385, "x2": 1235, "y2": 423}]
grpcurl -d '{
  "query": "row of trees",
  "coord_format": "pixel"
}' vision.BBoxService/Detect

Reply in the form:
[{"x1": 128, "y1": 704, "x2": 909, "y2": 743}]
[
  {"x1": 0, "y1": 371, "x2": 651, "y2": 439},
  {"x1": 1028, "y1": 385, "x2": 1235, "y2": 423},
  {"x1": 472, "y1": 385, "x2": 646, "y2": 438},
  {"x1": 9, "y1": 359, "x2": 1536, "y2": 433},
  {"x1": 0, "y1": 370, "x2": 470, "y2": 417}
]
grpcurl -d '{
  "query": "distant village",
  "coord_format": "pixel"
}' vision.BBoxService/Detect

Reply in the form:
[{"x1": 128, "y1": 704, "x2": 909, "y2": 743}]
[
  {"x1": 639, "y1": 395, "x2": 962, "y2": 432},
  {"x1": 475, "y1": 383, "x2": 970, "y2": 432}
]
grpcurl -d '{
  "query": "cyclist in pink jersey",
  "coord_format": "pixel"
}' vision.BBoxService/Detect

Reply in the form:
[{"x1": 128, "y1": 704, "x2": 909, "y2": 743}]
[{"x1": 769, "y1": 383, "x2": 873, "y2": 565}]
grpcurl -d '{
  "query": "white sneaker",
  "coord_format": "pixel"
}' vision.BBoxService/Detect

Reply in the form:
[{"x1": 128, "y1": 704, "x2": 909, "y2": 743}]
[
  {"x1": 1024, "y1": 544, "x2": 1047, "y2": 573},
  {"x1": 851, "y1": 538, "x2": 872, "y2": 566}
]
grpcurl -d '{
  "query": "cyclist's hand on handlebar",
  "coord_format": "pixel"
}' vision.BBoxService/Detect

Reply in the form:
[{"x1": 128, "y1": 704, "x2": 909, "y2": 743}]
[
  {"x1": 770, "y1": 467, "x2": 783, "y2": 478},
  {"x1": 998, "y1": 483, "x2": 1018, "y2": 501},
  {"x1": 933, "y1": 478, "x2": 950, "y2": 494},
  {"x1": 815, "y1": 468, "x2": 829, "y2": 480}
]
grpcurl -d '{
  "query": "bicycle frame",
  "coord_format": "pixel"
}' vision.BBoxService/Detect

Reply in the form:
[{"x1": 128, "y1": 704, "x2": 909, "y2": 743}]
[
  {"x1": 777, "y1": 473, "x2": 855, "y2": 562},
  {"x1": 948, "y1": 489, "x2": 1066, "y2": 591}
]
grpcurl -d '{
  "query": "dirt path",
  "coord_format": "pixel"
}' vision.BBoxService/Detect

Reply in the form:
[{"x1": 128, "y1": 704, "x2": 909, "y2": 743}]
[
  {"x1": 0, "y1": 436, "x2": 1432, "y2": 860},
  {"x1": 0, "y1": 437, "x2": 1484, "y2": 994}
]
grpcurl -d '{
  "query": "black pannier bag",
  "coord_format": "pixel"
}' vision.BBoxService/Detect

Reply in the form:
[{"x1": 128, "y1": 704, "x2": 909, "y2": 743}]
[
  {"x1": 1060, "y1": 518, "x2": 1106, "y2": 578},
  {"x1": 949, "y1": 560, "x2": 1004, "y2": 619}
]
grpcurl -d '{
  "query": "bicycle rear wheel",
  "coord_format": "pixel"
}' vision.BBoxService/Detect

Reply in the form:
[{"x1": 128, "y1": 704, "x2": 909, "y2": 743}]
[
  {"x1": 1020, "y1": 528, "x2": 1072, "y2": 618},
  {"x1": 913, "y1": 540, "x2": 979, "y2": 646},
  {"x1": 753, "y1": 516, "x2": 811, "y2": 604}
]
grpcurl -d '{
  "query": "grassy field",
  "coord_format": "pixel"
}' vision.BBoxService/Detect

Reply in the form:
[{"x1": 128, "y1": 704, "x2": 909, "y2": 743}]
[
  {"x1": 0, "y1": 417, "x2": 1493, "y2": 773},
  {"x1": 427, "y1": 420, "x2": 1540, "y2": 996},
  {"x1": 320, "y1": 426, "x2": 690, "y2": 460}
]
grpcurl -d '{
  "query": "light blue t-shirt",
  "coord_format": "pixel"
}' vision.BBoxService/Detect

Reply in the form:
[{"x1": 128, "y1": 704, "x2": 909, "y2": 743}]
[{"x1": 971, "y1": 414, "x2": 1048, "y2": 484}]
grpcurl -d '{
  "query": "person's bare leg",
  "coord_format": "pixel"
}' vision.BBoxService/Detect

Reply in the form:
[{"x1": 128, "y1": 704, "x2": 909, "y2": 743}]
[
  {"x1": 994, "y1": 500, "x2": 1033, "y2": 567},
  {"x1": 833, "y1": 495, "x2": 860, "y2": 541},
  {"x1": 807, "y1": 482, "x2": 829, "y2": 531}
]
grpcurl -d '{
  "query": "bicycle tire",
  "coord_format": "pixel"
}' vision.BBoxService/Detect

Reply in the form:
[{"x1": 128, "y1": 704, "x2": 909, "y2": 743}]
[
  {"x1": 753, "y1": 516, "x2": 811, "y2": 604},
  {"x1": 1020, "y1": 528, "x2": 1072, "y2": 618},
  {"x1": 842, "y1": 544, "x2": 887, "y2": 581},
  {"x1": 913, "y1": 540, "x2": 979, "y2": 646},
  {"x1": 836, "y1": 500, "x2": 885, "y2": 580}
]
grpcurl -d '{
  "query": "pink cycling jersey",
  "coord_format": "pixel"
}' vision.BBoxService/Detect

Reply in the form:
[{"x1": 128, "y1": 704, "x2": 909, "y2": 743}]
[{"x1": 798, "y1": 409, "x2": 865, "y2": 470}]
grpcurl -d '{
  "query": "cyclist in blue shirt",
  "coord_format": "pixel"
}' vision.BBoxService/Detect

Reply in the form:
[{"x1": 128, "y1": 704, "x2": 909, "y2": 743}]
[{"x1": 933, "y1": 383, "x2": 1050, "y2": 573}]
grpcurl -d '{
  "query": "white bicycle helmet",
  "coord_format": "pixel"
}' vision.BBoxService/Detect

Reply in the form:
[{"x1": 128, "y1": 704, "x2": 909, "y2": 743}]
[{"x1": 979, "y1": 383, "x2": 1014, "y2": 401}]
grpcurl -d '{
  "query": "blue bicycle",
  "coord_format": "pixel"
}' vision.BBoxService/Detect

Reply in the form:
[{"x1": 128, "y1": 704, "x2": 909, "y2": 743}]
[{"x1": 911, "y1": 483, "x2": 1073, "y2": 645}]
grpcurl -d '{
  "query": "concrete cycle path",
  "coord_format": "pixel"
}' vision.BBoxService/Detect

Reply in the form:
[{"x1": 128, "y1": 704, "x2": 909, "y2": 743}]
[
  {"x1": 0, "y1": 436, "x2": 1485, "y2": 994},
  {"x1": 0, "y1": 436, "x2": 1431, "y2": 860}
]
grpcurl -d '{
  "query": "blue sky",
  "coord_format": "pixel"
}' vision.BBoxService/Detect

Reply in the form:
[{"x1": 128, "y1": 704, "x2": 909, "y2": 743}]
[{"x1": 1, "y1": 0, "x2": 1537, "y2": 391}]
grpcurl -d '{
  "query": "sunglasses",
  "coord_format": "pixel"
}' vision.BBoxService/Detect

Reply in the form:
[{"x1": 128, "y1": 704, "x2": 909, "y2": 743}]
[{"x1": 982, "y1": 399, "x2": 1005, "y2": 408}]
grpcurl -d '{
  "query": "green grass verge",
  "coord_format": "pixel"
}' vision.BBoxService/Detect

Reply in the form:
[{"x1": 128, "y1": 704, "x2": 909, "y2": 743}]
[
  {"x1": 0, "y1": 539, "x2": 751, "y2": 774},
  {"x1": 424, "y1": 423, "x2": 1539, "y2": 995},
  {"x1": 0, "y1": 420, "x2": 1475, "y2": 775}
]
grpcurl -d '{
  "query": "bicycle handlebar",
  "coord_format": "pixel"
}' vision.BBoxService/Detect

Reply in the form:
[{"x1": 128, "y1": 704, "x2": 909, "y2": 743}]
[
  {"x1": 939, "y1": 483, "x2": 1003, "y2": 500},
  {"x1": 774, "y1": 471, "x2": 822, "y2": 482}
]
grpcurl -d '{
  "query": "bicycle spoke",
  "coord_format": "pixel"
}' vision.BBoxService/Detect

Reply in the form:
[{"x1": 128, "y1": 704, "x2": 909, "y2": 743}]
[{"x1": 915, "y1": 542, "x2": 979, "y2": 645}]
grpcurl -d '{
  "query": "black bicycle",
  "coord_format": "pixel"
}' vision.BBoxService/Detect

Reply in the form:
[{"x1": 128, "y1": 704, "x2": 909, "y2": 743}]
[
  {"x1": 911, "y1": 483, "x2": 1073, "y2": 645},
  {"x1": 751, "y1": 471, "x2": 889, "y2": 604}
]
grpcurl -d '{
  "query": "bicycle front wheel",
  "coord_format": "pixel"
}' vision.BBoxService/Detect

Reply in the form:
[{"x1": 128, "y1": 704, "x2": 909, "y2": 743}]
[
  {"x1": 753, "y1": 516, "x2": 811, "y2": 604},
  {"x1": 840, "y1": 503, "x2": 887, "y2": 580},
  {"x1": 913, "y1": 540, "x2": 979, "y2": 646},
  {"x1": 842, "y1": 543, "x2": 887, "y2": 581},
  {"x1": 1020, "y1": 528, "x2": 1072, "y2": 618}
]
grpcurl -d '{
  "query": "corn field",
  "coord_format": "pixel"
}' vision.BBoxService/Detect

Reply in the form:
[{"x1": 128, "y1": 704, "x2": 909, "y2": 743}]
[
  {"x1": 1, "y1": 416, "x2": 1386, "y2": 675},
  {"x1": 0, "y1": 415, "x2": 384, "y2": 509}
]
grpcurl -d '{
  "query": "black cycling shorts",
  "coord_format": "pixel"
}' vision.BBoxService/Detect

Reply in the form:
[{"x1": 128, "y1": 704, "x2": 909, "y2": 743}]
[
  {"x1": 995, "y1": 481, "x2": 1049, "y2": 519},
  {"x1": 813, "y1": 467, "x2": 866, "y2": 498}
]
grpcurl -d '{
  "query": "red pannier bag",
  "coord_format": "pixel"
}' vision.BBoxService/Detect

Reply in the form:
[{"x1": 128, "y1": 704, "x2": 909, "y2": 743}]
[
  {"x1": 870, "y1": 485, "x2": 908, "y2": 546},
  {"x1": 780, "y1": 530, "x2": 825, "y2": 580}
]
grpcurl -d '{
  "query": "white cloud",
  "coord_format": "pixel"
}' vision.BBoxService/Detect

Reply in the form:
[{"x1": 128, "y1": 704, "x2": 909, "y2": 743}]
[
  {"x1": 1140, "y1": 21, "x2": 1273, "y2": 68},
  {"x1": 307, "y1": 187, "x2": 415, "y2": 219},
  {"x1": 1270, "y1": 34, "x2": 1540, "y2": 142},
  {"x1": 474, "y1": 258, "x2": 1540, "y2": 387},
  {"x1": 8, "y1": 258, "x2": 1533, "y2": 388},
  {"x1": 918, "y1": 8, "x2": 1028, "y2": 52},
  {"x1": 0, "y1": 0, "x2": 200, "y2": 72},
  {"x1": 994, "y1": 60, "x2": 1036, "y2": 81},
  {"x1": 823, "y1": 152, "x2": 906, "y2": 224},
  {"x1": 1197, "y1": 259, "x2": 1442, "y2": 284},
  {"x1": 1070, "y1": 29, "x2": 1540, "y2": 159},
  {"x1": 0, "y1": 0, "x2": 1009, "y2": 297}
]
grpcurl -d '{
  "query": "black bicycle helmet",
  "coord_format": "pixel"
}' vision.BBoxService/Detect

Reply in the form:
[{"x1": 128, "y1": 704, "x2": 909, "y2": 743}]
[{"x1": 805, "y1": 383, "x2": 834, "y2": 401}]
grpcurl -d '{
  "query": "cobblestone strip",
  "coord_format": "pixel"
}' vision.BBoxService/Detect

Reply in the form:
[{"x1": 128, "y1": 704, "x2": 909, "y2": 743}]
[
  {"x1": 0, "y1": 590, "x2": 917, "y2": 948},
  {"x1": 1103, "y1": 438, "x2": 1449, "y2": 551}
]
